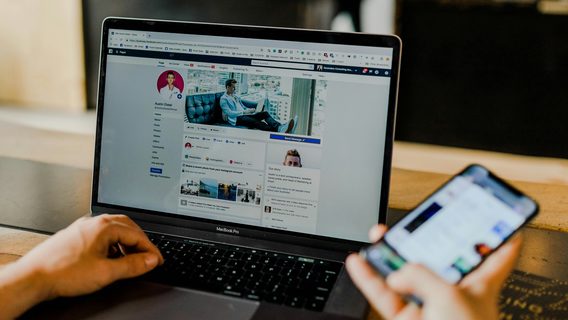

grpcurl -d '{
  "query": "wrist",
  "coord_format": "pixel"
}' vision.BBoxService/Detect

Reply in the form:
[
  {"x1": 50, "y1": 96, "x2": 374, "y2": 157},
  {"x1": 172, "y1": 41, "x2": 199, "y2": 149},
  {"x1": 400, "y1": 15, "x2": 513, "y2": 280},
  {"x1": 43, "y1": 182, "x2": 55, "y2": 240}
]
[{"x1": 0, "y1": 261, "x2": 53, "y2": 317}]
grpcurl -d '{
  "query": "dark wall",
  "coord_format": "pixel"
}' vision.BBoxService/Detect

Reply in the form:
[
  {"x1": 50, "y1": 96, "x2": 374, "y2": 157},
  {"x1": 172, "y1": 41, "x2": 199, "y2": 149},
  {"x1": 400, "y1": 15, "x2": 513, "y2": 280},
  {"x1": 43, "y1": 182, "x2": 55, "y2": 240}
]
[
  {"x1": 82, "y1": 0, "x2": 338, "y2": 110},
  {"x1": 396, "y1": 1, "x2": 568, "y2": 158}
]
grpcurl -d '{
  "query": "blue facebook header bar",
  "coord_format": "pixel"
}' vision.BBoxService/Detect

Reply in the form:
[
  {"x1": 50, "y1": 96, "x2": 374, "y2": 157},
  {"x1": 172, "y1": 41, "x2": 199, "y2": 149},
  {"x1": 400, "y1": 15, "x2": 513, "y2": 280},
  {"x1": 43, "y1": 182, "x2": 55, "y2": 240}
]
[{"x1": 269, "y1": 134, "x2": 321, "y2": 145}]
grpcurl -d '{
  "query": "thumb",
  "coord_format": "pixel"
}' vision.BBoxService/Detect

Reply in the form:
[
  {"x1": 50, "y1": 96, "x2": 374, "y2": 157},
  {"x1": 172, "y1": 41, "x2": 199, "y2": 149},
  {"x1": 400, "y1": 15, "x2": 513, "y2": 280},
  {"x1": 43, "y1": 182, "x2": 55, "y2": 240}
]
[
  {"x1": 107, "y1": 252, "x2": 160, "y2": 281},
  {"x1": 387, "y1": 264, "x2": 453, "y2": 302}
]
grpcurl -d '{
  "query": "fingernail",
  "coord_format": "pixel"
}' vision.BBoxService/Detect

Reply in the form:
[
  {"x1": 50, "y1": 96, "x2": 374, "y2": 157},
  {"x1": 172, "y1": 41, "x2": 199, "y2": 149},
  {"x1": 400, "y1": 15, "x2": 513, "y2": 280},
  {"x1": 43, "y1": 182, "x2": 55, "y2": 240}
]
[{"x1": 145, "y1": 254, "x2": 159, "y2": 268}]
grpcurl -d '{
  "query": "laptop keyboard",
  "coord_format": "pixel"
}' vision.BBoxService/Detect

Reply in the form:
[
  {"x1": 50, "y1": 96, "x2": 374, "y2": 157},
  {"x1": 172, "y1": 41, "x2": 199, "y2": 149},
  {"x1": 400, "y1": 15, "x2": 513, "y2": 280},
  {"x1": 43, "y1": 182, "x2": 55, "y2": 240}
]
[{"x1": 143, "y1": 232, "x2": 343, "y2": 311}]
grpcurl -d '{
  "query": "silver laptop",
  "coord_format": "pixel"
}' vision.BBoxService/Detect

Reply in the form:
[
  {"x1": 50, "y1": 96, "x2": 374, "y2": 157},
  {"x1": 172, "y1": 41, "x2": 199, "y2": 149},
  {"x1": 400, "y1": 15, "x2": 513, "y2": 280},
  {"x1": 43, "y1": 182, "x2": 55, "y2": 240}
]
[{"x1": 89, "y1": 17, "x2": 400, "y2": 319}]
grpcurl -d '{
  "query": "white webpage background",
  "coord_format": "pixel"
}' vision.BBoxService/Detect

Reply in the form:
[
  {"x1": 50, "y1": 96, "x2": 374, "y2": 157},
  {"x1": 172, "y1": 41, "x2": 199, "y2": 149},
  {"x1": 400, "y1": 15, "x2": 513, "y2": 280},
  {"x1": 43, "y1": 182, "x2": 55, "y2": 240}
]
[
  {"x1": 98, "y1": 63, "x2": 185, "y2": 213},
  {"x1": 316, "y1": 81, "x2": 390, "y2": 241}
]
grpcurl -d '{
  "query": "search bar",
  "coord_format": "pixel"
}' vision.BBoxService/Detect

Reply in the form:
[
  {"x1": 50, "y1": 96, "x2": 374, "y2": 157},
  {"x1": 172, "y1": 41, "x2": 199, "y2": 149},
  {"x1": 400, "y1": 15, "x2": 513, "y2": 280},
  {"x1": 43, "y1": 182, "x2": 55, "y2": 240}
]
[{"x1": 251, "y1": 60, "x2": 314, "y2": 70}]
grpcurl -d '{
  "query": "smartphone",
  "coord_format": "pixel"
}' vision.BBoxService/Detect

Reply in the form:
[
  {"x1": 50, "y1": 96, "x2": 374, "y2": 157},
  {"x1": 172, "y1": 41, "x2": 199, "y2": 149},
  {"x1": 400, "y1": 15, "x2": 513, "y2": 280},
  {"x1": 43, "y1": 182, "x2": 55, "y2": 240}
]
[{"x1": 361, "y1": 164, "x2": 538, "y2": 287}]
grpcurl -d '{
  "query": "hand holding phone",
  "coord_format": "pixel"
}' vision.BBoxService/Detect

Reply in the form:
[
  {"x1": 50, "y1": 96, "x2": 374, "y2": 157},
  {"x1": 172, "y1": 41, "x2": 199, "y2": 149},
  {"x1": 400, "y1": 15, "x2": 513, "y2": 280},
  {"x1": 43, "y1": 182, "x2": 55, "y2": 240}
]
[
  {"x1": 361, "y1": 165, "x2": 537, "y2": 285},
  {"x1": 346, "y1": 227, "x2": 522, "y2": 320},
  {"x1": 353, "y1": 165, "x2": 537, "y2": 313}
]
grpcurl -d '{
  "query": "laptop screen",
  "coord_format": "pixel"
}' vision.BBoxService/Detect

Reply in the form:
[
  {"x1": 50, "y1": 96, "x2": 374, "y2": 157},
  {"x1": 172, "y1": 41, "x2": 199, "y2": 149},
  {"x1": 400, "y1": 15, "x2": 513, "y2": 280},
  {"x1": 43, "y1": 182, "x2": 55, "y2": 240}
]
[{"x1": 96, "y1": 22, "x2": 398, "y2": 243}]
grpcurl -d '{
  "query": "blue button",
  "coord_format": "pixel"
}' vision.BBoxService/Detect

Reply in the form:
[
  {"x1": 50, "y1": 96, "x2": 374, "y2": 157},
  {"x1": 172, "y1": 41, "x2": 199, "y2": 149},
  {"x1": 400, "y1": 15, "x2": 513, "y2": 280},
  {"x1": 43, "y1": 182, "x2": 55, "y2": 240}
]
[
  {"x1": 269, "y1": 134, "x2": 321, "y2": 144},
  {"x1": 150, "y1": 167, "x2": 162, "y2": 174}
]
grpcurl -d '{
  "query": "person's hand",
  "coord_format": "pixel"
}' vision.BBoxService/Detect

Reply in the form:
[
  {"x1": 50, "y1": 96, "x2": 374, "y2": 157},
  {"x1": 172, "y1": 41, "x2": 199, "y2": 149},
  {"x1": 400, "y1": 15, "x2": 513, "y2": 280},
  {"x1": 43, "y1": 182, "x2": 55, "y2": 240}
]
[
  {"x1": 244, "y1": 108, "x2": 255, "y2": 114},
  {"x1": 0, "y1": 214, "x2": 163, "y2": 318},
  {"x1": 25, "y1": 214, "x2": 163, "y2": 298},
  {"x1": 346, "y1": 224, "x2": 521, "y2": 320}
]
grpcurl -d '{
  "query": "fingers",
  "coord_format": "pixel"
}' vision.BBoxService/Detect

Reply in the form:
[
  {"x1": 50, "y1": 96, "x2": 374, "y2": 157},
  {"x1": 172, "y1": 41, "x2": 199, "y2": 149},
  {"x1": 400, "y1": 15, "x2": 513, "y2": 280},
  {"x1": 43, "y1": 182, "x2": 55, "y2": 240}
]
[
  {"x1": 105, "y1": 252, "x2": 160, "y2": 281},
  {"x1": 97, "y1": 219, "x2": 163, "y2": 264},
  {"x1": 461, "y1": 234, "x2": 522, "y2": 294},
  {"x1": 345, "y1": 254, "x2": 406, "y2": 319},
  {"x1": 369, "y1": 224, "x2": 387, "y2": 243},
  {"x1": 387, "y1": 264, "x2": 452, "y2": 303},
  {"x1": 393, "y1": 303, "x2": 421, "y2": 320},
  {"x1": 100, "y1": 215, "x2": 151, "y2": 256}
]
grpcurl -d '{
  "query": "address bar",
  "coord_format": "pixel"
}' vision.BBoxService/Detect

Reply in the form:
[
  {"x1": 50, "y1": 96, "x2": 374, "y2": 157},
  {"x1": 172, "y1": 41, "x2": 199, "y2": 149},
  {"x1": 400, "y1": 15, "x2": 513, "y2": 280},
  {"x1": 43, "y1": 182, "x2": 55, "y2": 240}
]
[
  {"x1": 129, "y1": 38, "x2": 239, "y2": 50},
  {"x1": 251, "y1": 60, "x2": 314, "y2": 71}
]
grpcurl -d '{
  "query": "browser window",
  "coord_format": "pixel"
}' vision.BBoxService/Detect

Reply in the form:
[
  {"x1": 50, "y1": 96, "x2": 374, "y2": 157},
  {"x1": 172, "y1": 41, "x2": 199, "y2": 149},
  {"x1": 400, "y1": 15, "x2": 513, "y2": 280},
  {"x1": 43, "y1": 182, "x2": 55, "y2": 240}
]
[{"x1": 98, "y1": 29, "x2": 394, "y2": 242}]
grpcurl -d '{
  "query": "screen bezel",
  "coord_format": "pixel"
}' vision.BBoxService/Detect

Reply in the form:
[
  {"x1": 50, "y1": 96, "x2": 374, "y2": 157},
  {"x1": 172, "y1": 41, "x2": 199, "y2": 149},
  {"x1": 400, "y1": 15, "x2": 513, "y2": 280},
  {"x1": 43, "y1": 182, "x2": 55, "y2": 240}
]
[
  {"x1": 92, "y1": 17, "x2": 401, "y2": 251},
  {"x1": 367, "y1": 164, "x2": 539, "y2": 280}
]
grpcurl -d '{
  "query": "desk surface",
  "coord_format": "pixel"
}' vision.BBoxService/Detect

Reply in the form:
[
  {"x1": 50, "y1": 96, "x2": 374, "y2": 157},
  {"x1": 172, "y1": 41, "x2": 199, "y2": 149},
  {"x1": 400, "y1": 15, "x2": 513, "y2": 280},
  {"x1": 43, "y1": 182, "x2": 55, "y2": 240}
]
[
  {"x1": 1, "y1": 118, "x2": 568, "y2": 319},
  {"x1": 0, "y1": 157, "x2": 91, "y2": 234}
]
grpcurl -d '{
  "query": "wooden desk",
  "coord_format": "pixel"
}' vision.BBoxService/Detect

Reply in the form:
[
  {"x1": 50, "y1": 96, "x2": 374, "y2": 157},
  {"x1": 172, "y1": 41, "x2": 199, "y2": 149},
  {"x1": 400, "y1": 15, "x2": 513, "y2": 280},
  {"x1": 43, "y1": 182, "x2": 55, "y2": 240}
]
[
  {"x1": 1, "y1": 118, "x2": 568, "y2": 319},
  {"x1": 389, "y1": 168, "x2": 568, "y2": 233}
]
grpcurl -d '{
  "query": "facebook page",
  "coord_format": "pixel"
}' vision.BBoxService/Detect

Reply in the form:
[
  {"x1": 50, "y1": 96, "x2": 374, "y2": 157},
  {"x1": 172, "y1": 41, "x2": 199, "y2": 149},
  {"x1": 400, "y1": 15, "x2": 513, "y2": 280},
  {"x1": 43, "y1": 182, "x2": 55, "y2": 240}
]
[{"x1": 98, "y1": 29, "x2": 394, "y2": 242}]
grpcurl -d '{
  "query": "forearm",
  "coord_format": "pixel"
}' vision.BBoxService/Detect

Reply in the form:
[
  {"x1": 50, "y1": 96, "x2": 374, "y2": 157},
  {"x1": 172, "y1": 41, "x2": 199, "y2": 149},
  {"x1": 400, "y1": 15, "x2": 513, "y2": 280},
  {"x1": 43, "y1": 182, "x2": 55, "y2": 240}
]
[
  {"x1": 241, "y1": 99, "x2": 258, "y2": 108},
  {"x1": 0, "y1": 261, "x2": 49, "y2": 319},
  {"x1": 221, "y1": 107, "x2": 243, "y2": 117}
]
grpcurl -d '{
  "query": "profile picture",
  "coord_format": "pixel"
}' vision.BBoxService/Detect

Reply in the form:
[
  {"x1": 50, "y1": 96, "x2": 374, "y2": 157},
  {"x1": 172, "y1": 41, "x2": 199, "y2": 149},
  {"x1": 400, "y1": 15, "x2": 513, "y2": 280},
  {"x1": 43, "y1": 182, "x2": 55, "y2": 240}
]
[
  {"x1": 184, "y1": 142, "x2": 192, "y2": 149},
  {"x1": 283, "y1": 149, "x2": 302, "y2": 167},
  {"x1": 264, "y1": 206, "x2": 272, "y2": 213},
  {"x1": 157, "y1": 70, "x2": 184, "y2": 100}
]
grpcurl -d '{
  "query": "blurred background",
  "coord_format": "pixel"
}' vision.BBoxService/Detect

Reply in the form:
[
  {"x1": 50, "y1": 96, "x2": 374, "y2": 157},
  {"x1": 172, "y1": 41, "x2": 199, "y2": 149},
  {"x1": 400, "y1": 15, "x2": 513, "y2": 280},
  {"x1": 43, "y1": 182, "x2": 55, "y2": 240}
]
[{"x1": 1, "y1": 0, "x2": 567, "y2": 158}]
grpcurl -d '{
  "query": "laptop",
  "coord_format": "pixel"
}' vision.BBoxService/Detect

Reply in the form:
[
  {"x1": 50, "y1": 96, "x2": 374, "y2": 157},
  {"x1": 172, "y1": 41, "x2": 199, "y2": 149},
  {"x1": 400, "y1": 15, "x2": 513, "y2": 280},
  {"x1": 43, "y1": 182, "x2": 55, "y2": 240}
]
[{"x1": 90, "y1": 17, "x2": 400, "y2": 319}]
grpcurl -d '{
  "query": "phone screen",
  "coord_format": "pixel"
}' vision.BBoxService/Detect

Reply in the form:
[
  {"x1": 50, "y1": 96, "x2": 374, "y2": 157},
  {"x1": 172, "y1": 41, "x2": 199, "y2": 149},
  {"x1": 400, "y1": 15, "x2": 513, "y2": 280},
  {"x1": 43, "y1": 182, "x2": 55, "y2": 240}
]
[{"x1": 365, "y1": 165, "x2": 538, "y2": 284}]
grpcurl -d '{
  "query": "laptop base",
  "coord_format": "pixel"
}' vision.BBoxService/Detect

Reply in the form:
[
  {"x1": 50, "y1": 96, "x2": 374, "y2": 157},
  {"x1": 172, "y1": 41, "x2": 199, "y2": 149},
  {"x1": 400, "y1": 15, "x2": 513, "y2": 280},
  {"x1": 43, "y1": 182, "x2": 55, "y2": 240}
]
[{"x1": 22, "y1": 280, "x2": 360, "y2": 320}]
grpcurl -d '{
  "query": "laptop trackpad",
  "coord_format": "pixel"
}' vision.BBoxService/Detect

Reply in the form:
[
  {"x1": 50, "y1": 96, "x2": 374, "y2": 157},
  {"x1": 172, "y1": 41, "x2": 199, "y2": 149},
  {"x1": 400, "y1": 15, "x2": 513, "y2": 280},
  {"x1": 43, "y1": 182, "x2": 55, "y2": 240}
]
[{"x1": 22, "y1": 280, "x2": 259, "y2": 320}]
